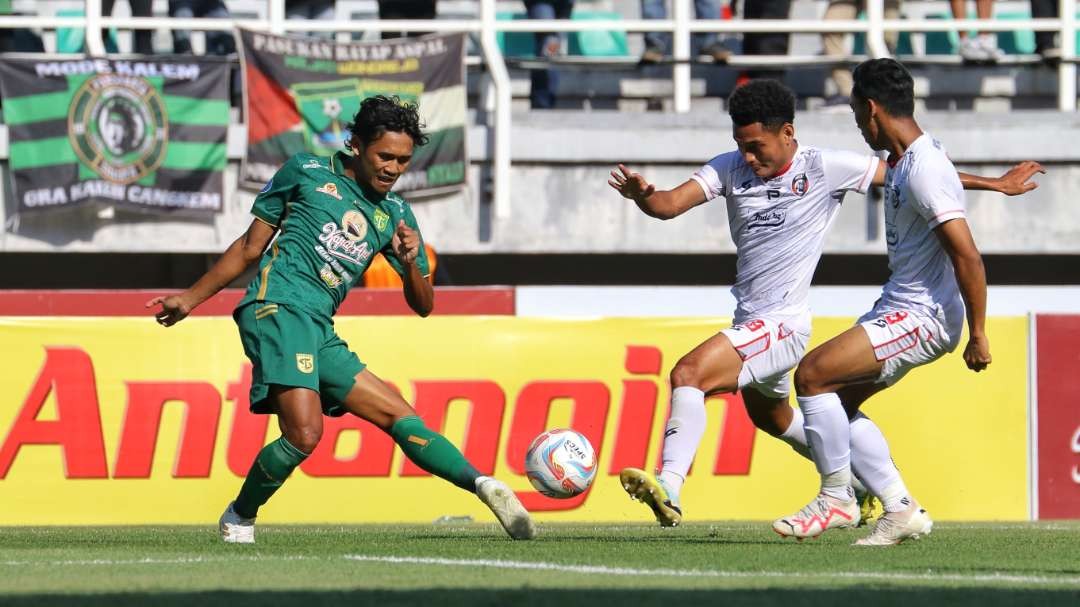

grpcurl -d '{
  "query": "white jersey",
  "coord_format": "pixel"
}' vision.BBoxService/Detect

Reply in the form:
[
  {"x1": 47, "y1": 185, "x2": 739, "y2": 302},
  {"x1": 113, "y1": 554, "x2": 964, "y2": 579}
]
[
  {"x1": 878, "y1": 133, "x2": 966, "y2": 321},
  {"x1": 691, "y1": 145, "x2": 878, "y2": 322}
]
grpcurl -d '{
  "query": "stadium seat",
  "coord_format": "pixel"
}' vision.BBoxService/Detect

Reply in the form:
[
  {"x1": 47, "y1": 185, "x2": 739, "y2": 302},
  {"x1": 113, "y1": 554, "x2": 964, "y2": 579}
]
[{"x1": 56, "y1": 8, "x2": 119, "y2": 53}]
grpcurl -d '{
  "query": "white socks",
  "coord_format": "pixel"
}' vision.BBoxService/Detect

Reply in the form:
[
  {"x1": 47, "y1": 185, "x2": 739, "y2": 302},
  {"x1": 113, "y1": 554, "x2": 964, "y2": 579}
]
[
  {"x1": 778, "y1": 406, "x2": 812, "y2": 460},
  {"x1": 849, "y1": 412, "x2": 910, "y2": 513},
  {"x1": 657, "y1": 386, "x2": 707, "y2": 498},
  {"x1": 797, "y1": 392, "x2": 853, "y2": 501}
]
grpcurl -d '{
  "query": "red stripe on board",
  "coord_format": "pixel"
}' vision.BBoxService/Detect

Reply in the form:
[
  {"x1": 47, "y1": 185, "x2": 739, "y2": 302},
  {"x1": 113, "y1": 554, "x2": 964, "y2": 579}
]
[
  {"x1": 1035, "y1": 314, "x2": 1080, "y2": 520},
  {"x1": 0, "y1": 288, "x2": 516, "y2": 316}
]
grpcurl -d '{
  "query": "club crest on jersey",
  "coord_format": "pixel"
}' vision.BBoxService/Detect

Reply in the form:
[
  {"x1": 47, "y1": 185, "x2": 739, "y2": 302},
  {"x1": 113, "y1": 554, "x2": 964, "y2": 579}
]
[
  {"x1": 373, "y1": 208, "x2": 390, "y2": 233},
  {"x1": 791, "y1": 173, "x2": 810, "y2": 197},
  {"x1": 341, "y1": 210, "x2": 367, "y2": 241},
  {"x1": 296, "y1": 353, "x2": 314, "y2": 374},
  {"x1": 316, "y1": 182, "x2": 342, "y2": 200}
]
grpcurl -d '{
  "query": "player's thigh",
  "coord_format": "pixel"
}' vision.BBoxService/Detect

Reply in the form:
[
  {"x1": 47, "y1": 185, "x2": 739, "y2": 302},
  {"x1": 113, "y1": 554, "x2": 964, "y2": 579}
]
[
  {"x1": 339, "y1": 368, "x2": 418, "y2": 431},
  {"x1": 670, "y1": 331, "x2": 744, "y2": 394},
  {"x1": 741, "y1": 386, "x2": 792, "y2": 437},
  {"x1": 795, "y1": 324, "x2": 883, "y2": 396},
  {"x1": 235, "y1": 302, "x2": 323, "y2": 414}
]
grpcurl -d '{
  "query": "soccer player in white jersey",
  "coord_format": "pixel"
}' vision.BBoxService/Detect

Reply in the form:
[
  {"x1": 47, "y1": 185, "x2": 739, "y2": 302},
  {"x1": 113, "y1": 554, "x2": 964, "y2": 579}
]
[
  {"x1": 773, "y1": 58, "x2": 1040, "y2": 546},
  {"x1": 608, "y1": 79, "x2": 1041, "y2": 529}
]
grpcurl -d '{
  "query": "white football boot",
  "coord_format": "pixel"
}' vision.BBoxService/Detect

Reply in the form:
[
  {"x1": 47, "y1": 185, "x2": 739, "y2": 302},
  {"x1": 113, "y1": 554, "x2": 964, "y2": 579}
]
[
  {"x1": 855, "y1": 499, "x2": 933, "y2": 546},
  {"x1": 476, "y1": 477, "x2": 537, "y2": 540},
  {"x1": 773, "y1": 493, "x2": 860, "y2": 540},
  {"x1": 219, "y1": 501, "x2": 255, "y2": 544}
]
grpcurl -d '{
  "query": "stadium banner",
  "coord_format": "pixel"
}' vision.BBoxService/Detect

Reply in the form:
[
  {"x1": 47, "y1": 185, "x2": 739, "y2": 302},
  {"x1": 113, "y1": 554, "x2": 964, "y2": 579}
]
[
  {"x1": 238, "y1": 29, "x2": 466, "y2": 197},
  {"x1": 0, "y1": 316, "x2": 1028, "y2": 525},
  {"x1": 1035, "y1": 314, "x2": 1080, "y2": 519},
  {"x1": 0, "y1": 58, "x2": 229, "y2": 213}
]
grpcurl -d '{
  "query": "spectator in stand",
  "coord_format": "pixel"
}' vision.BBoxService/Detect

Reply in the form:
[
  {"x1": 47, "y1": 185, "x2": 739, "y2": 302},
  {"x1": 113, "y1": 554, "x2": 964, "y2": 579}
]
[
  {"x1": 1030, "y1": 0, "x2": 1060, "y2": 64},
  {"x1": 287, "y1": 0, "x2": 335, "y2": 38},
  {"x1": 103, "y1": 0, "x2": 154, "y2": 54},
  {"x1": 951, "y1": 0, "x2": 1003, "y2": 63},
  {"x1": 377, "y1": 0, "x2": 437, "y2": 40},
  {"x1": 169, "y1": 1, "x2": 235, "y2": 55},
  {"x1": 640, "y1": 0, "x2": 731, "y2": 64},
  {"x1": 739, "y1": 0, "x2": 792, "y2": 82},
  {"x1": 524, "y1": 0, "x2": 573, "y2": 109},
  {"x1": 0, "y1": 0, "x2": 44, "y2": 53},
  {"x1": 820, "y1": 0, "x2": 901, "y2": 110}
]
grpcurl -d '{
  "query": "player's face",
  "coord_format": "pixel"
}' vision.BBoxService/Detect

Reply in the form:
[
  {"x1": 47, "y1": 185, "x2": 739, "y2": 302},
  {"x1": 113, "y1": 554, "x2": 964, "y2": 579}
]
[
  {"x1": 851, "y1": 95, "x2": 881, "y2": 151},
  {"x1": 732, "y1": 122, "x2": 795, "y2": 178},
  {"x1": 352, "y1": 130, "x2": 415, "y2": 194}
]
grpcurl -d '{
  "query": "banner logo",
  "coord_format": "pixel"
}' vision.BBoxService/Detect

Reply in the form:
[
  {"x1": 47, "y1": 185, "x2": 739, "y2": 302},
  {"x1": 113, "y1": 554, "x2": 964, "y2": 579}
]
[{"x1": 69, "y1": 74, "x2": 168, "y2": 184}]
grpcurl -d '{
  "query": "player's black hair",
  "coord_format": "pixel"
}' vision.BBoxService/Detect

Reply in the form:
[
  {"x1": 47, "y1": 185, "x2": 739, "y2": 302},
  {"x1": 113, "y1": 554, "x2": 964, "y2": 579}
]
[
  {"x1": 346, "y1": 95, "x2": 429, "y2": 149},
  {"x1": 727, "y1": 79, "x2": 795, "y2": 131},
  {"x1": 852, "y1": 58, "x2": 915, "y2": 118}
]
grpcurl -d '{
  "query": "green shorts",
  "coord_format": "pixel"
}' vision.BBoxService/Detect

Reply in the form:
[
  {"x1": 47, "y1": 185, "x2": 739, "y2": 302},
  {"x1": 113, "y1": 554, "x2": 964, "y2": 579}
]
[{"x1": 234, "y1": 301, "x2": 366, "y2": 417}]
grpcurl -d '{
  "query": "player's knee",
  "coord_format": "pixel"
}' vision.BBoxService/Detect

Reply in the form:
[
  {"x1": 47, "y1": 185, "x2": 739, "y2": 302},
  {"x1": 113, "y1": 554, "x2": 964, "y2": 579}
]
[
  {"x1": 669, "y1": 358, "x2": 703, "y2": 389},
  {"x1": 285, "y1": 424, "x2": 322, "y2": 454},
  {"x1": 793, "y1": 361, "x2": 826, "y2": 396}
]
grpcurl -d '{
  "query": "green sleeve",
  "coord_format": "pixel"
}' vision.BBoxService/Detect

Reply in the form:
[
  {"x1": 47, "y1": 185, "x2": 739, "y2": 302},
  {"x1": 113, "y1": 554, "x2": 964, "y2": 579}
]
[
  {"x1": 251, "y1": 155, "x2": 302, "y2": 226},
  {"x1": 382, "y1": 203, "x2": 431, "y2": 278}
]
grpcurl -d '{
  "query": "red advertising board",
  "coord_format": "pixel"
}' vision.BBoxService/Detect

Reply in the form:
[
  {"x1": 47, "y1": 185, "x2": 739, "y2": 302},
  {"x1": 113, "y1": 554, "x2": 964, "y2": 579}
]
[{"x1": 1036, "y1": 315, "x2": 1080, "y2": 519}]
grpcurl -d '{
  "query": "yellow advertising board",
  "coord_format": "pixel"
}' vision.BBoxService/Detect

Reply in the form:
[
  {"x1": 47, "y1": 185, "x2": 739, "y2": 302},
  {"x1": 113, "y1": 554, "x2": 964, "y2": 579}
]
[{"x1": 0, "y1": 316, "x2": 1028, "y2": 524}]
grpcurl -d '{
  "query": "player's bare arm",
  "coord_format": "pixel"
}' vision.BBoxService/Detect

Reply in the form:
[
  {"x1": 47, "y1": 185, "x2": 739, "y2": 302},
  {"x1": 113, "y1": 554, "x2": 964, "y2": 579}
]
[
  {"x1": 393, "y1": 219, "x2": 434, "y2": 317},
  {"x1": 870, "y1": 159, "x2": 1045, "y2": 195},
  {"x1": 609, "y1": 163, "x2": 707, "y2": 220},
  {"x1": 935, "y1": 218, "x2": 990, "y2": 372},
  {"x1": 146, "y1": 218, "x2": 277, "y2": 327}
]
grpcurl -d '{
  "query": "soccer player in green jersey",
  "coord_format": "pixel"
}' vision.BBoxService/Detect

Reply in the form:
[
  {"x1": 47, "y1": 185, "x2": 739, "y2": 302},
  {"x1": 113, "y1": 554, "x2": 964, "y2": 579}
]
[{"x1": 147, "y1": 96, "x2": 535, "y2": 543}]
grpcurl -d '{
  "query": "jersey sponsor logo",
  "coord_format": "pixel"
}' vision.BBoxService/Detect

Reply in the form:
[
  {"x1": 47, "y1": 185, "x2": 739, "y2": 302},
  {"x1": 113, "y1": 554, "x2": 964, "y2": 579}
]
[
  {"x1": 316, "y1": 182, "x2": 342, "y2": 200},
  {"x1": 319, "y1": 222, "x2": 372, "y2": 265},
  {"x1": 373, "y1": 208, "x2": 390, "y2": 233},
  {"x1": 745, "y1": 209, "x2": 787, "y2": 231},
  {"x1": 739, "y1": 179, "x2": 754, "y2": 192},
  {"x1": 68, "y1": 73, "x2": 168, "y2": 185},
  {"x1": 296, "y1": 353, "x2": 314, "y2": 374},
  {"x1": 301, "y1": 159, "x2": 324, "y2": 170},
  {"x1": 259, "y1": 178, "x2": 274, "y2": 194},
  {"x1": 766, "y1": 189, "x2": 781, "y2": 201},
  {"x1": 318, "y1": 264, "x2": 343, "y2": 288},
  {"x1": 341, "y1": 210, "x2": 367, "y2": 241},
  {"x1": 791, "y1": 173, "x2": 809, "y2": 197}
]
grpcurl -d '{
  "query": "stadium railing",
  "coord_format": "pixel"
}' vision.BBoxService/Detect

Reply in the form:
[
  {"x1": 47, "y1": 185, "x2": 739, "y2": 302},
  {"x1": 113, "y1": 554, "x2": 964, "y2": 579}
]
[{"x1": 0, "y1": 0, "x2": 1075, "y2": 219}]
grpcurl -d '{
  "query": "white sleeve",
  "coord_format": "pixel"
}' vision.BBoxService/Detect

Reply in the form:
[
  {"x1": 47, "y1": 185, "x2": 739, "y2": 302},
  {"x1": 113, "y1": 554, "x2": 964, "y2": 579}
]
[
  {"x1": 907, "y1": 163, "x2": 966, "y2": 229},
  {"x1": 690, "y1": 152, "x2": 736, "y2": 200},
  {"x1": 821, "y1": 149, "x2": 879, "y2": 194}
]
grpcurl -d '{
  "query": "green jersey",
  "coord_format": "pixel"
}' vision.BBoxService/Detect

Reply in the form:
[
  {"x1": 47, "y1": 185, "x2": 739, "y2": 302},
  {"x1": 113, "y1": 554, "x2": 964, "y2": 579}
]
[{"x1": 238, "y1": 151, "x2": 430, "y2": 321}]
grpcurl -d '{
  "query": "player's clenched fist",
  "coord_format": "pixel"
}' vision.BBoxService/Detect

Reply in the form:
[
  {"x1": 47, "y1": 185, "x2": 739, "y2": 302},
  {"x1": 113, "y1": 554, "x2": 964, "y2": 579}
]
[
  {"x1": 393, "y1": 219, "x2": 421, "y2": 264},
  {"x1": 963, "y1": 333, "x2": 991, "y2": 372}
]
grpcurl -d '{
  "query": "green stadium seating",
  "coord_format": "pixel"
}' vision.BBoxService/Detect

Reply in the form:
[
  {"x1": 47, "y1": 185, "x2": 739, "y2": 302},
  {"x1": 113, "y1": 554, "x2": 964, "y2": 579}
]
[{"x1": 497, "y1": 11, "x2": 629, "y2": 58}]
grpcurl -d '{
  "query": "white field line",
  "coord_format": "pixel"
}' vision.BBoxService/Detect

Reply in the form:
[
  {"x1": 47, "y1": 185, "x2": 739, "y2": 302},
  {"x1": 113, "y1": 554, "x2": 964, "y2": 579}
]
[{"x1": 343, "y1": 555, "x2": 1080, "y2": 587}]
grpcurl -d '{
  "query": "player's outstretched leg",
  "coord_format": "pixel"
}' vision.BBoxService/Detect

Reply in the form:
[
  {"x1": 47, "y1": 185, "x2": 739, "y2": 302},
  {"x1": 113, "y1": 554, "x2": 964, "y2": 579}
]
[
  {"x1": 344, "y1": 369, "x2": 535, "y2": 540},
  {"x1": 390, "y1": 416, "x2": 536, "y2": 540}
]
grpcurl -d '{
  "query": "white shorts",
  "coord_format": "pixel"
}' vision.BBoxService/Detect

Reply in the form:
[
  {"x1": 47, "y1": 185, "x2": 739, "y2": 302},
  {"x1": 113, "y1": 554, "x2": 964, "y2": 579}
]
[
  {"x1": 856, "y1": 306, "x2": 961, "y2": 386},
  {"x1": 721, "y1": 313, "x2": 811, "y2": 398}
]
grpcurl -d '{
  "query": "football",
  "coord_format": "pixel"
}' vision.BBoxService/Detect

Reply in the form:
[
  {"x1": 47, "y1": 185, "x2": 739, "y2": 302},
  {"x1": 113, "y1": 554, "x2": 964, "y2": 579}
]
[{"x1": 524, "y1": 429, "x2": 597, "y2": 498}]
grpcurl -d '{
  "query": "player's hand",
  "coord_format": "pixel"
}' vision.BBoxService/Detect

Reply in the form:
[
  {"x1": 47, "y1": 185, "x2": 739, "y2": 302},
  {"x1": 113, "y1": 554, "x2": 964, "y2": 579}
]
[
  {"x1": 993, "y1": 161, "x2": 1045, "y2": 196},
  {"x1": 392, "y1": 220, "x2": 420, "y2": 264},
  {"x1": 608, "y1": 164, "x2": 656, "y2": 203},
  {"x1": 963, "y1": 333, "x2": 991, "y2": 372},
  {"x1": 146, "y1": 294, "x2": 192, "y2": 327}
]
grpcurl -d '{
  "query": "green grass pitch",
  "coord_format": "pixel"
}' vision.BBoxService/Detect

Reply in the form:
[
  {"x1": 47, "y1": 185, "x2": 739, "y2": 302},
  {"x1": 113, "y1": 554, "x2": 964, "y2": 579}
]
[{"x1": 2, "y1": 522, "x2": 1079, "y2": 606}]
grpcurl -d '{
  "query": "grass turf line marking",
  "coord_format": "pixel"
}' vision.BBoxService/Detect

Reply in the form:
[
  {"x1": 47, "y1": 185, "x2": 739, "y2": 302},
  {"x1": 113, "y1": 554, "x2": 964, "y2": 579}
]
[{"x1": 343, "y1": 555, "x2": 1080, "y2": 587}]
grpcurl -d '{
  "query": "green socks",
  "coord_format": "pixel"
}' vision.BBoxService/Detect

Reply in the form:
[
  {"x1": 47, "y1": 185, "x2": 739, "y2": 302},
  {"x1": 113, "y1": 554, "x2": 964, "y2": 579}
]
[
  {"x1": 391, "y1": 415, "x2": 481, "y2": 492},
  {"x1": 233, "y1": 436, "x2": 309, "y2": 519}
]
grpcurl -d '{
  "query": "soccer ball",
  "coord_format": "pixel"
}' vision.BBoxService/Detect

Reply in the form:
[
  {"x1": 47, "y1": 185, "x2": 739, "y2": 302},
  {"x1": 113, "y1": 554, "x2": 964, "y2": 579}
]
[{"x1": 524, "y1": 429, "x2": 597, "y2": 498}]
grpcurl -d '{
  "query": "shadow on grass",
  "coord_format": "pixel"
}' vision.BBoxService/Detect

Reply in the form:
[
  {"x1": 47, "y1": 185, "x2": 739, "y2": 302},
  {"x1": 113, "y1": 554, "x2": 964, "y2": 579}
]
[{"x1": 3, "y1": 588, "x2": 1079, "y2": 607}]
